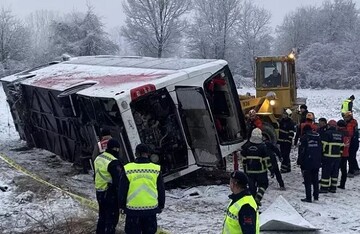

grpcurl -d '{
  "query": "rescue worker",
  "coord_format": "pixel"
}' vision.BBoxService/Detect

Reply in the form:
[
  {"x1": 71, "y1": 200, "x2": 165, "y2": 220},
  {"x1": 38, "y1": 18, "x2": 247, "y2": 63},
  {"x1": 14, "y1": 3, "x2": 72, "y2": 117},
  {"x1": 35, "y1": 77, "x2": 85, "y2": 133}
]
[
  {"x1": 344, "y1": 111, "x2": 360, "y2": 177},
  {"x1": 299, "y1": 104, "x2": 309, "y2": 124},
  {"x1": 94, "y1": 139, "x2": 123, "y2": 234},
  {"x1": 317, "y1": 118, "x2": 328, "y2": 139},
  {"x1": 294, "y1": 112, "x2": 317, "y2": 146},
  {"x1": 246, "y1": 109, "x2": 263, "y2": 138},
  {"x1": 119, "y1": 144, "x2": 165, "y2": 234},
  {"x1": 341, "y1": 95, "x2": 355, "y2": 117},
  {"x1": 92, "y1": 128, "x2": 112, "y2": 162},
  {"x1": 298, "y1": 125, "x2": 322, "y2": 203},
  {"x1": 319, "y1": 120, "x2": 344, "y2": 193},
  {"x1": 241, "y1": 128, "x2": 272, "y2": 206},
  {"x1": 264, "y1": 140, "x2": 285, "y2": 190},
  {"x1": 222, "y1": 171, "x2": 260, "y2": 234},
  {"x1": 278, "y1": 109, "x2": 295, "y2": 173},
  {"x1": 337, "y1": 120, "x2": 350, "y2": 189}
]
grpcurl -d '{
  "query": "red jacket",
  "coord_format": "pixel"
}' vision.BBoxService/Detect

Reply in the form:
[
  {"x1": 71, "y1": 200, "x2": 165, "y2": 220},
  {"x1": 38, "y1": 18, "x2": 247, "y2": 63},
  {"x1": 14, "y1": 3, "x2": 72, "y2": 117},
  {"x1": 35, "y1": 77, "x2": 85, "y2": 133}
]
[
  {"x1": 338, "y1": 126, "x2": 350, "y2": 157},
  {"x1": 346, "y1": 118, "x2": 358, "y2": 139}
]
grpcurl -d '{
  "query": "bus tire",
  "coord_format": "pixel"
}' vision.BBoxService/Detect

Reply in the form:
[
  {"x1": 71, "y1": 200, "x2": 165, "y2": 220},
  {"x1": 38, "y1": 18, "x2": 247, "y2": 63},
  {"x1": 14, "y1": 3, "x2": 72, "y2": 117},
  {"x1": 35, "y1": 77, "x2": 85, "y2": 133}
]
[{"x1": 262, "y1": 122, "x2": 277, "y2": 144}]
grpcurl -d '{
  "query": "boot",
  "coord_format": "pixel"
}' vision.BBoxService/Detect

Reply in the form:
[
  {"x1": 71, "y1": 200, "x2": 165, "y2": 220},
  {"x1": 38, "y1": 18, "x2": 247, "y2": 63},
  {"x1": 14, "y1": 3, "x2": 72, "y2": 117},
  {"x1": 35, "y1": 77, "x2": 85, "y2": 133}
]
[{"x1": 301, "y1": 198, "x2": 312, "y2": 203}]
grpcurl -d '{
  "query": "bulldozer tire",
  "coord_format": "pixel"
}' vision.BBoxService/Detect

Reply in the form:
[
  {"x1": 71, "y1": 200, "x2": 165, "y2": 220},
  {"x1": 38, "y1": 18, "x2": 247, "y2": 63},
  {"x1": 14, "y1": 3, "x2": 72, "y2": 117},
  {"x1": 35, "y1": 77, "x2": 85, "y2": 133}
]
[{"x1": 262, "y1": 122, "x2": 277, "y2": 144}]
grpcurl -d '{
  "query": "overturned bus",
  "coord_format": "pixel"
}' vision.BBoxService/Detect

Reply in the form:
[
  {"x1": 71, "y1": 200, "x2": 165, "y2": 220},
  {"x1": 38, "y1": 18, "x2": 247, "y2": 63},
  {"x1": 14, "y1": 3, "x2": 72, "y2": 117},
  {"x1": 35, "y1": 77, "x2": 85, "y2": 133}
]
[{"x1": 1, "y1": 56, "x2": 247, "y2": 182}]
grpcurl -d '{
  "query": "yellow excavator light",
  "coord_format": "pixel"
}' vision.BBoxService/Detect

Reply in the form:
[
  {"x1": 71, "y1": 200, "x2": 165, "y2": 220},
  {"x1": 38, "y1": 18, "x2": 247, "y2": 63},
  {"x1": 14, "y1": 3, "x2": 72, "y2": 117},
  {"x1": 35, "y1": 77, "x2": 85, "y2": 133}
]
[
  {"x1": 270, "y1": 100, "x2": 276, "y2": 106},
  {"x1": 288, "y1": 52, "x2": 295, "y2": 59}
]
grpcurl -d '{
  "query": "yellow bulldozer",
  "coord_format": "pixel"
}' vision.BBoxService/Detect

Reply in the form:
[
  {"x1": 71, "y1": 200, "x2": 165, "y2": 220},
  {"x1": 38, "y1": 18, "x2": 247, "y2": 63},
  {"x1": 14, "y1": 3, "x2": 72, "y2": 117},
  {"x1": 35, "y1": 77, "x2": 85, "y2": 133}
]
[{"x1": 239, "y1": 52, "x2": 306, "y2": 142}]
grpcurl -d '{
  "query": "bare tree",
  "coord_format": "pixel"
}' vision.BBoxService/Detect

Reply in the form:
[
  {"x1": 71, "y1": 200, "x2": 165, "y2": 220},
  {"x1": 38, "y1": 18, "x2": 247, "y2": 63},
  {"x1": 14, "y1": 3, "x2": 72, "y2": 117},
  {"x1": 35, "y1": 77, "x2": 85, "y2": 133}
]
[
  {"x1": 26, "y1": 10, "x2": 59, "y2": 65},
  {"x1": 187, "y1": 0, "x2": 242, "y2": 60},
  {"x1": 236, "y1": 1, "x2": 272, "y2": 75},
  {"x1": 122, "y1": 0, "x2": 191, "y2": 58},
  {"x1": 0, "y1": 7, "x2": 30, "y2": 77},
  {"x1": 51, "y1": 6, "x2": 118, "y2": 56}
]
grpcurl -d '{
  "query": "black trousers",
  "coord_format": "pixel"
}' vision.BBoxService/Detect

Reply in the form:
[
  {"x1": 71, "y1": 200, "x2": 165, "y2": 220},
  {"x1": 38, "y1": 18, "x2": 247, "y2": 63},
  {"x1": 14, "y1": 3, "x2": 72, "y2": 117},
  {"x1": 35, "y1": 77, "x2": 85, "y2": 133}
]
[
  {"x1": 320, "y1": 157, "x2": 341, "y2": 191},
  {"x1": 280, "y1": 143, "x2": 292, "y2": 172},
  {"x1": 339, "y1": 157, "x2": 348, "y2": 187},
  {"x1": 303, "y1": 169, "x2": 319, "y2": 200},
  {"x1": 348, "y1": 145, "x2": 359, "y2": 173},
  {"x1": 96, "y1": 191, "x2": 119, "y2": 234},
  {"x1": 125, "y1": 215, "x2": 157, "y2": 234},
  {"x1": 248, "y1": 173, "x2": 269, "y2": 203},
  {"x1": 271, "y1": 157, "x2": 284, "y2": 187}
]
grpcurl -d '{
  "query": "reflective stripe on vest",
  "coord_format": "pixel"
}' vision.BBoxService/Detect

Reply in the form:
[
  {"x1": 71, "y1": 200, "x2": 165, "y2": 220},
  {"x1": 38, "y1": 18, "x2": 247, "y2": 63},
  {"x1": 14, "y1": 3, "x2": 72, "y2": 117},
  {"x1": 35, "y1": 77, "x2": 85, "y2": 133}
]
[
  {"x1": 222, "y1": 195, "x2": 260, "y2": 234},
  {"x1": 94, "y1": 152, "x2": 117, "y2": 191},
  {"x1": 243, "y1": 156, "x2": 270, "y2": 173},
  {"x1": 322, "y1": 141, "x2": 344, "y2": 157},
  {"x1": 124, "y1": 162, "x2": 160, "y2": 211},
  {"x1": 341, "y1": 100, "x2": 351, "y2": 113}
]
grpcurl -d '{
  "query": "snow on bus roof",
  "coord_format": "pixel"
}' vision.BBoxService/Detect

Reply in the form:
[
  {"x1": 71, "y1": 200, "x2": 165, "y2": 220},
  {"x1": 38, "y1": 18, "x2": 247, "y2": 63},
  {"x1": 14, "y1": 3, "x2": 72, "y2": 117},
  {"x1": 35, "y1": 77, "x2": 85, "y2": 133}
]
[{"x1": 1, "y1": 56, "x2": 226, "y2": 98}]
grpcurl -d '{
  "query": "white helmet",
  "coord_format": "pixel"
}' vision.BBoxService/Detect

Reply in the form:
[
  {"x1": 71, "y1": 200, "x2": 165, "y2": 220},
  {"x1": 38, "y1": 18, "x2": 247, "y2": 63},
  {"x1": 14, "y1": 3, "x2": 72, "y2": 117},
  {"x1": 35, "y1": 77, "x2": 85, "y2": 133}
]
[{"x1": 285, "y1": 109, "x2": 292, "y2": 116}]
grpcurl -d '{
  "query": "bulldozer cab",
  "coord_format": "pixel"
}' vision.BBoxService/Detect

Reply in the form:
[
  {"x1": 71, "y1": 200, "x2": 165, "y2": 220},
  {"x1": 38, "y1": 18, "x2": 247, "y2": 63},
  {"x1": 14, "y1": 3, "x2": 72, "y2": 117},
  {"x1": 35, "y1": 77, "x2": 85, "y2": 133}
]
[{"x1": 255, "y1": 55, "x2": 297, "y2": 118}]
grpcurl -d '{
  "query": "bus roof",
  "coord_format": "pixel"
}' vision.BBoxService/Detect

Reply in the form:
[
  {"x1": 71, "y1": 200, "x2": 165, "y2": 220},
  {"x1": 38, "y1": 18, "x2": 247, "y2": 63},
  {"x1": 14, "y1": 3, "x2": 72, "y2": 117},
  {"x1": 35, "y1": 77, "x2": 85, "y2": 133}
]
[{"x1": 1, "y1": 56, "x2": 227, "y2": 99}]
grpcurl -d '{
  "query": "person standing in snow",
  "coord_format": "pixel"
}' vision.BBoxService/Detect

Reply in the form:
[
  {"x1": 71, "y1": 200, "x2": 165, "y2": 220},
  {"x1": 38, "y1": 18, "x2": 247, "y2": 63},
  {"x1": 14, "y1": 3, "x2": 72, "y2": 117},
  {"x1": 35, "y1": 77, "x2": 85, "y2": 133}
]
[
  {"x1": 319, "y1": 120, "x2": 344, "y2": 193},
  {"x1": 337, "y1": 120, "x2": 350, "y2": 189},
  {"x1": 246, "y1": 109, "x2": 263, "y2": 139},
  {"x1": 241, "y1": 128, "x2": 272, "y2": 206},
  {"x1": 119, "y1": 144, "x2": 165, "y2": 234},
  {"x1": 298, "y1": 104, "x2": 309, "y2": 124},
  {"x1": 278, "y1": 109, "x2": 296, "y2": 173},
  {"x1": 317, "y1": 118, "x2": 328, "y2": 140},
  {"x1": 298, "y1": 125, "x2": 322, "y2": 203},
  {"x1": 222, "y1": 171, "x2": 260, "y2": 234},
  {"x1": 341, "y1": 95, "x2": 355, "y2": 117},
  {"x1": 264, "y1": 140, "x2": 285, "y2": 190},
  {"x1": 294, "y1": 112, "x2": 318, "y2": 146},
  {"x1": 343, "y1": 111, "x2": 360, "y2": 177},
  {"x1": 94, "y1": 139, "x2": 123, "y2": 234}
]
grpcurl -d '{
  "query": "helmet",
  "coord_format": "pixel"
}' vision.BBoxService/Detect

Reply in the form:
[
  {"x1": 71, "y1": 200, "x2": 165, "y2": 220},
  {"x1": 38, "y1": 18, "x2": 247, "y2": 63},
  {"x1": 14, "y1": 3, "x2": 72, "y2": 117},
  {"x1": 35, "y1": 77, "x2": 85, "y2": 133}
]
[
  {"x1": 249, "y1": 109, "x2": 257, "y2": 117},
  {"x1": 285, "y1": 109, "x2": 292, "y2": 116},
  {"x1": 344, "y1": 111, "x2": 353, "y2": 118},
  {"x1": 306, "y1": 113, "x2": 314, "y2": 120},
  {"x1": 328, "y1": 119, "x2": 337, "y2": 127}
]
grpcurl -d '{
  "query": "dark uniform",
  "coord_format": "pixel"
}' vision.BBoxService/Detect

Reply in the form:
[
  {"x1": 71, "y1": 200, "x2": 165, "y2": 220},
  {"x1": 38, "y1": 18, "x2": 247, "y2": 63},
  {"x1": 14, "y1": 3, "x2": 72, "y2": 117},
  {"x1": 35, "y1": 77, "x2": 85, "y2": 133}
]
[
  {"x1": 94, "y1": 139, "x2": 123, "y2": 234},
  {"x1": 298, "y1": 127, "x2": 322, "y2": 202},
  {"x1": 278, "y1": 117, "x2": 295, "y2": 173},
  {"x1": 320, "y1": 125, "x2": 344, "y2": 193},
  {"x1": 265, "y1": 142, "x2": 285, "y2": 188},
  {"x1": 241, "y1": 140, "x2": 272, "y2": 206},
  {"x1": 346, "y1": 116, "x2": 360, "y2": 176}
]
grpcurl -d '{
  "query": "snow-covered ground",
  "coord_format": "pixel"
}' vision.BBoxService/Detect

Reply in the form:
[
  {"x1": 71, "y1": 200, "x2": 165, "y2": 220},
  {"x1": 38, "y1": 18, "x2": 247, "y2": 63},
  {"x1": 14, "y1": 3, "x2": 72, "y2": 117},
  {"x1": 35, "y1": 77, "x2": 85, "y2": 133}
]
[{"x1": 1, "y1": 85, "x2": 360, "y2": 233}]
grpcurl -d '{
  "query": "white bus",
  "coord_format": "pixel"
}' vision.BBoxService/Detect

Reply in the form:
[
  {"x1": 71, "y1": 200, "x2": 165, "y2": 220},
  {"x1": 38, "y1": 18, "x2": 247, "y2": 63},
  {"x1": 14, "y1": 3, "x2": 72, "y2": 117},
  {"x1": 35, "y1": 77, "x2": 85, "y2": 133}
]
[{"x1": 1, "y1": 56, "x2": 247, "y2": 182}]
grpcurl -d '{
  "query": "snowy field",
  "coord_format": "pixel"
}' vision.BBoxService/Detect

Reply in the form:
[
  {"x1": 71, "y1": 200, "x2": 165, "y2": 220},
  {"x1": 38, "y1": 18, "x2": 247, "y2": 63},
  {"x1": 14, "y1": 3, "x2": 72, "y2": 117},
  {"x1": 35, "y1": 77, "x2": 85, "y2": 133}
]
[{"x1": 1, "y1": 85, "x2": 360, "y2": 233}]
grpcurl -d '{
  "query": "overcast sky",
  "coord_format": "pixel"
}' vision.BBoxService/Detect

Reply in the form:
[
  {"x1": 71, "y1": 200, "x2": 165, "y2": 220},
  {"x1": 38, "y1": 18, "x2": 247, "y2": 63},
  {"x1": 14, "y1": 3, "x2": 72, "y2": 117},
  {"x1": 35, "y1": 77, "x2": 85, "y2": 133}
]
[{"x1": 2, "y1": 0, "x2": 325, "y2": 31}]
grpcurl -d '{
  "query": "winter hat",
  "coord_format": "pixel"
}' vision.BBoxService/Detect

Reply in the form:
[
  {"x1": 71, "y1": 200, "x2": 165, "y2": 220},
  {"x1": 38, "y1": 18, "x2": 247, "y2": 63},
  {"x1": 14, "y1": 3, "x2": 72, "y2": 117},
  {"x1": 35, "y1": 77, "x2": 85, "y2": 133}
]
[
  {"x1": 337, "y1": 120, "x2": 346, "y2": 127},
  {"x1": 250, "y1": 128, "x2": 263, "y2": 144},
  {"x1": 328, "y1": 120, "x2": 337, "y2": 127},
  {"x1": 230, "y1": 170, "x2": 248, "y2": 187},
  {"x1": 350, "y1": 95, "x2": 355, "y2": 100},
  {"x1": 135, "y1": 143, "x2": 152, "y2": 157},
  {"x1": 300, "y1": 104, "x2": 307, "y2": 110},
  {"x1": 106, "y1": 138, "x2": 121, "y2": 150}
]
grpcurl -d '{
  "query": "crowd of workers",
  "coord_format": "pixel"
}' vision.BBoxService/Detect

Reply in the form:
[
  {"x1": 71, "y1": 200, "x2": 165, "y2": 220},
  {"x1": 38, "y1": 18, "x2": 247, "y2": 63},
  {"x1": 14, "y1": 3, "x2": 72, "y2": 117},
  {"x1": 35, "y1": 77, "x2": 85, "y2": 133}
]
[{"x1": 91, "y1": 95, "x2": 358, "y2": 234}]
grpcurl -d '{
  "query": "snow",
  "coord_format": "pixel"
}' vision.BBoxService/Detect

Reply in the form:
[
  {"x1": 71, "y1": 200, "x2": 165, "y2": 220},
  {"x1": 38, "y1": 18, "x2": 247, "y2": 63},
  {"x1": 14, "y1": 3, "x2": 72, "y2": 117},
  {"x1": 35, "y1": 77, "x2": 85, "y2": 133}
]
[{"x1": 1, "y1": 84, "x2": 360, "y2": 233}]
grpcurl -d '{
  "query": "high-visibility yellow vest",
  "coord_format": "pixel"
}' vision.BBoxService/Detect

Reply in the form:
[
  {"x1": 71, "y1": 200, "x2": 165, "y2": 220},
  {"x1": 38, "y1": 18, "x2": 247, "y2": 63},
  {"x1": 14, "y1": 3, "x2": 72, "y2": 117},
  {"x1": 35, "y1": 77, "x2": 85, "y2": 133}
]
[
  {"x1": 124, "y1": 162, "x2": 160, "y2": 211},
  {"x1": 341, "y1": 100, "x2": 351, "y2": 113},
  {"x1": 222, "y1": 195, "x2": 260, "y2": 234},
  {"x1": 94, "y1": 152, "x2": 117, "y2": 191}
]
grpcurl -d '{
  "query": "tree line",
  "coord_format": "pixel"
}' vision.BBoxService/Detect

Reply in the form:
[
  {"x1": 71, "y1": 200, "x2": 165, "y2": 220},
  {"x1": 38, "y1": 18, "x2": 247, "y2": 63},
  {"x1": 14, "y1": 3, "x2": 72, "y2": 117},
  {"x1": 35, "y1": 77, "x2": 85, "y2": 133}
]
[{"x1": 0, "y1": 0, "x2": 359, "y2": 89}]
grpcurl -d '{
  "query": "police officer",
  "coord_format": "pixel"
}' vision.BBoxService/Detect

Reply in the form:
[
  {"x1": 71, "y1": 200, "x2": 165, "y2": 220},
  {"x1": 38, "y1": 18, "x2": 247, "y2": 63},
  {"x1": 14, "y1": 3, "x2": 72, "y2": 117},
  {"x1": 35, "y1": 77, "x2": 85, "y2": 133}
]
[
  {"x1": 94, "y1": 138, "x2": 123, "y2": 234},
  {"x1": 278, "y1": 109, "x2": 295, "y2": 173},
  {"x1": 320, "y1": 120, "x2": 344, "y2": 193},
  {"x1": 341, "y1": 95, "x2": 355, "y2": 117},
  {"x1": 241, "y1": 128, "x2": 272, "y2": 206},
  {"x1": 222, "y1": 171, "x2": 260, "y2": 234},
  {"x1": 119, "y1": 144, "x2": 165, "y2": 234},
  {"x1": 298, "y1": 125, "x2": 322, "y2": 203}
]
